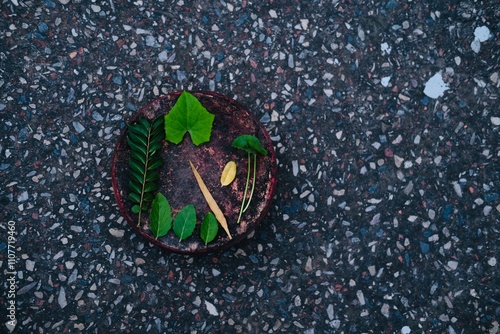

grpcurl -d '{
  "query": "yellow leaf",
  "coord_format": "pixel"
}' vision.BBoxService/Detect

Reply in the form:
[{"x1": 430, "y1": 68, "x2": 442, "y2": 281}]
[
  {"x1": 220, "y1": 161, "x2": 237, "y2": 186},
  {"x1": 189, "y1": 161, "x2": 232, "y2": 239}
]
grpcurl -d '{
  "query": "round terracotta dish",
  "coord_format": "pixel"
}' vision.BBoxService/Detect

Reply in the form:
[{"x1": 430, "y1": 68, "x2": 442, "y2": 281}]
[{"x1": 111, "y1": 91, "x2": 277, "y2": 254}]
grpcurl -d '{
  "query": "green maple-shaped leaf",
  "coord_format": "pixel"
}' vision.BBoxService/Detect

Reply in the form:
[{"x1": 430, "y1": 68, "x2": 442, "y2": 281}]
[
  {"x1": 149, "y1": 193, "x2": 172, "y2": 239},
  {"x1": 200, "y1": 212, "x2": 218, "y2": 245},
  {"x1": 173, "y1": 204, "x2": 197, "y2": 241},
  {"x1": 164, "y1": 91, "x2": 215, "y2": 146}
]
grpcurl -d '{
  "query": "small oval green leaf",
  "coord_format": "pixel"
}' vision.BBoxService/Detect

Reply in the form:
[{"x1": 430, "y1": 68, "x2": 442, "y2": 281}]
[
  {"x1": 173, "y1": 204, "x2": 197, "y2": 241},
  {"x1": 200, "y1": 212, "x2": 218, "y2": 245},
  {"x1": 149, "y1": 193, "x2": 172, "y2": 239}
]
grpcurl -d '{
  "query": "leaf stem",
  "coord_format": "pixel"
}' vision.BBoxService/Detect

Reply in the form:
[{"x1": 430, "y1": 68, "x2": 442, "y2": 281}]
[
  {"x1": 242, "y1": 153, "x2": 257, "y2": 213},
  {"x1": 236, "y1": 152, "x2": 252, "y2": 224}
]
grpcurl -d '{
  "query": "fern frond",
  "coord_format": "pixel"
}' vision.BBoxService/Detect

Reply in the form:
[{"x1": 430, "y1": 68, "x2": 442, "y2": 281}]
[{"x1": 127, "y1": 116, "x2": 165, "y2": 227}]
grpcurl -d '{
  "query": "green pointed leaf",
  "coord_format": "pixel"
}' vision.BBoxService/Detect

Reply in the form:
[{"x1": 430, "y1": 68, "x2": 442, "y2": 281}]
[
  {"x1": 131, "y1": 150, "x2": 147, "y2": 165},
  {"x1": 152, "y1": 116, "x2": 164, "y2": 127},
  {"x1": 149, "y1": 193, "x2": 172, "y2": 239},
  {"x1": 152, "y1": 117, "x2": 165, "y2": 133},
  {"x1": 145, "y1": 170, "x2": 160, "y2": 182},
  {"x1": 200, "y1": 212, "x2": 218, "y2": 245},
  {"x1": 149, "y1": 141, "x2": 162, "y2": 154},
  {"x1": 148, "y1": 156, "x2": 163, "y2": 170},
  {"x1": 127, "y1": 136, "x2": 147, "y2": 155},
  {"x1": 130, "y1": 169, "x2": 144, "y2": 183},
  {"x1": 232, "y1": 135, "x2": 268, "y2": 155},
  {"x1": 164, "y1": 91, "x2": 215, "y2": 146},
  {"x1": 129, "y1": 180, "x2": 142, "y2": 195},
  {"x1": 132, "y1": 205, "x2": 140, "y2": 213},
  {"x1": 138, "y1": 118, "x2": 150, "y2": 130},
  {"x1": 128, "y1": 124, "x2": 148, "y2": 138},
  {"x1": 143, "y1": 193, "x2": 155, "y2": 202},
  {"x1": 129, "y1": 192, "x2": 141, "y2": 203},
  {"x1": 173, "y1": 204, "x2": 197, "y2": 241},
  {"x1": 127, "y1": 129, "x2": 147, "y2": 145},
  {"x1": 129, "y1": 158, "x2": 145, "y2": 174},
  {"x1": 143, "y1": 181, "x2": 157, "y2": 193}
]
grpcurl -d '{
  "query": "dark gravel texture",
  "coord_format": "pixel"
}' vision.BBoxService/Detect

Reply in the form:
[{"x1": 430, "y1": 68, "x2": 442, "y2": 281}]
[{"x1": 1, "y1": 1, "x2": 499, "y2": 333}]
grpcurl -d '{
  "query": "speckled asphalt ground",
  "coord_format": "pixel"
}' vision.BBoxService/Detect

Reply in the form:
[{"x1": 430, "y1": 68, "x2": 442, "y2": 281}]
[{"x1": 1, "y1": 1, "x2": 499, "y2": 333}]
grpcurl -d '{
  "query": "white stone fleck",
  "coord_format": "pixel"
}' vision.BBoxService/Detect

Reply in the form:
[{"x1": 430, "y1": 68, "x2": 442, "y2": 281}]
[
  {"x1": 17, "y1": 190, "x2": 28, "y2": 202},
  {"x1": 26, "y1": 259, "x2": 35, "y2": 271},
  {"x1": 70, "y1": 225, "x2": 83, "y2": 232},
  {"x1": 356, "y1": 290, "x2": 366, "y2": 305},
  {"x1": 381, "y1": 303, "x2": 390, "y2": 318},
  {"x1": 269, "y1": 9, "x2": 277, "y2": 18},
  {"x1": 408, "y1": 215, "x2": 418, "y2": 223},
  {"x1": 109, "y1": 228, "x2": 125, "y2": 238},
  {"x1": 487, "y1": 257, "x2": 497, "y2": 266},
  {"x1": 490, "y1": 72, "x2": 498, "y2": 84},
  {"x1": 72, "y1": 121, "x2": 85, "y2": 133},
  {"x1": 452, "y1": 182, "x2": 462, "y2": 197},
  {"x1": 401, "y1": 325, "x2": 411, "y2": 333},
  {"x1": 381, "y1": 42, "x2": 391, "y2": 54},
  {"x1": 434, "y1": 155, "x2": 442, "y2": 165},
  {"x1": 205, "y1": 300, "x2": 218, "y2": 316},
  {"x1": 424, "y1": 72, "x2": 449, "y2": 98},
  {"x1": 471, "y1": 39, "x2": 481, "y2": 53},
  {"x1": 394, "y1": 155, "x2": 404, "y2": 168},
  {"x1": 474, "y1": 26, "x2": 491, "y2": 42},
  {"x1": 58, "y1": 286, "x2": 68, "y2": 309},
  {"x1": 358, "y1": 26, "x2": 365, "y2": 41},
  {"x1": 53, "y1": 250, "x2": 64, "y2": 260},
  {"x1": 447, "y1": 261, "x2": 458, "y2": 270},
  {"x1": 300, "y1": 19, "x2": 309, "y2": 30},
  {"x1": 491, "y1": 117, "x2": 500, "y2": 126},
  {"x1": 324, "y1": 88, "x2": 333, "y2": 97},
  {"x1": 292, "y1": 160, "x2": 298, "y2": 176},
  {"x1": 136, "y1": 28, "x2": 151, "y2": 35},
  {"x1": 327, "y1": 304, "x2": 334, "y2": 320},
  {"x1": 288, "y1": 54, "x2": 294, "y2": 68},
  {"x1": 392, "y1": 134, "x2": 403, "y2": 144},
  {"x1": 91, "y1": 4, "x2": 101, "y2": 12},
  {"x1": 368, "y1": 265, "x2": 376, "y2": 276},
  {"x1": 369, "y1": 213, "x2": 381, "y2": 225},
  {"x1": 333, "y1": 189, "x2": 345, "y2": 196},
  {"x1": 381, "y1": 76, "x2": 391, "y2": 87},
  {"x1": 305, "y1": 257, "x2": 313, "y2": 272}
]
